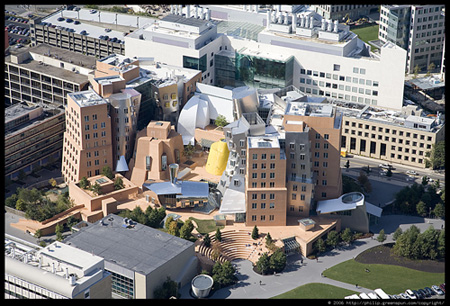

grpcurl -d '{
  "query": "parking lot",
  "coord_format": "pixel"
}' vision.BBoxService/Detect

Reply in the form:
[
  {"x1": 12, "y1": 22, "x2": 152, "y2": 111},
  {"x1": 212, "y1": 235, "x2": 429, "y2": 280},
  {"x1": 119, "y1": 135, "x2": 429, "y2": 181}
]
[{"x1": 5, "y1": 11, "x2": 34, "y2": 48}]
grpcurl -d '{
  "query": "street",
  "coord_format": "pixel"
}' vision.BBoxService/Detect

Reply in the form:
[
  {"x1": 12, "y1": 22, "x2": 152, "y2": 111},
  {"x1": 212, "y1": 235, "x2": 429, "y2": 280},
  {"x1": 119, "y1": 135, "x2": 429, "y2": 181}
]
[{"x1": 340, "y1": 154, "x2": 445, "y2": 189}]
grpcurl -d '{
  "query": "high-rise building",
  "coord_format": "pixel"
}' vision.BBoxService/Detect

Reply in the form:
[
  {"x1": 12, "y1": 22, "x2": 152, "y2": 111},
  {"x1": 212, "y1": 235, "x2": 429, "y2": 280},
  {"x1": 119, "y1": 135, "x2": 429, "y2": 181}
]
[
  {"x1": 245, "y1": 135, "x2": 287, "y2": 226},
  {"x1": 379, "y1": 5, "x2": 445, "y2": 73},
  {"x1": 61, "y1": 90, "x2": 113, "y2": 183}
]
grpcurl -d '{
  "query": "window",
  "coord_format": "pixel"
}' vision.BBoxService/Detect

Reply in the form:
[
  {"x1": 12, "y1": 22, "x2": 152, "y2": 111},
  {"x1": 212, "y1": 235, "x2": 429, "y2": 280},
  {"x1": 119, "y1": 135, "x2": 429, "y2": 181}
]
[{"x1": 333, "y1": 64, "x2": 340, "y2": 71}]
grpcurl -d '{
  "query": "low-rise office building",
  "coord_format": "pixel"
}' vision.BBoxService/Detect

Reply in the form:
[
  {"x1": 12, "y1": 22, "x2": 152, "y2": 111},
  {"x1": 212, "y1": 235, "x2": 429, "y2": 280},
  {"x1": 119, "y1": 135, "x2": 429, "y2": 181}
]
[
  {"x1": 5, "y1": 103, "x2": 65, "y2": 181},
  {"x1": 5, "y1": 238, "x2": 111, "y2": 299},
  {"x1": 337, "y1": 101, "x2": 445, "y2": 168},
  {"x1": 5, "y1": 44, "x2": 93, "y2": 106},
  {"x1": 64, "y1": 214, "x2": 198, "y2": 299}
]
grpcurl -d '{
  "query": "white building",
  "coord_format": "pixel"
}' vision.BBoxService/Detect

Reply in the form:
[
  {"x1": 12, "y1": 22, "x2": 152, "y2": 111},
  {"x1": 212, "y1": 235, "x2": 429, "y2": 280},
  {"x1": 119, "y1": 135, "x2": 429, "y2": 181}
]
[
  {"x1": 125, "y1": 5, "x2": 407, "y2": 111},
  {"x1": 5, "y1": 237, "x2": 111, "y2": 299}
]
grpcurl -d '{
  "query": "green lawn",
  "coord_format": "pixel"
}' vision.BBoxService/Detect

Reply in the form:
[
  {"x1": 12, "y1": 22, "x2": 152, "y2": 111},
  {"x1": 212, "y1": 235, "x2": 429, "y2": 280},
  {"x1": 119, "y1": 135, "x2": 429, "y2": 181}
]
[
  {"x1": 271, "y1": 283, "x2": 358, "y2": 299},
  {"x1": 322, "y1": 259, "x2": 445, "y2": 295},
  {"x1": 189, "y1": 217, "x2": 224, "y2": 235},
  {"x1": 351, "y1": 24, "x2": 379, "y2": 51}
]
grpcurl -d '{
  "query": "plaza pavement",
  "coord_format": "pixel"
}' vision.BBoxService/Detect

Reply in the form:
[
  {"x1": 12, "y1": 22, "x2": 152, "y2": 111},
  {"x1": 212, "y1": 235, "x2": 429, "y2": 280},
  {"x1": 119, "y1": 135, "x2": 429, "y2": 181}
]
[{"x1": 179, "y1": 216, "x2": 445, "y2": 299}]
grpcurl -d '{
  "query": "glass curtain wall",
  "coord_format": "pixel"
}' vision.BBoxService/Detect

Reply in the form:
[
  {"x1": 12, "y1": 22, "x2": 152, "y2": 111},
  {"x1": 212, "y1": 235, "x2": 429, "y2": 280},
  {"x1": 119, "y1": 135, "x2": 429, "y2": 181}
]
[{"x1": 235, "y1": 51, "x2": 294, "y2": 89}]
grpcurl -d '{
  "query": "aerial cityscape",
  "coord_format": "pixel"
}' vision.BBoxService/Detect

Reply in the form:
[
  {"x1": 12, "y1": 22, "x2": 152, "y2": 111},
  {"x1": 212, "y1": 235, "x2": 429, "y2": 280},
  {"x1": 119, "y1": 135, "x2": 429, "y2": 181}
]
[{"x1": 4, "y1": 4, "x2": 445, "y2": 300}]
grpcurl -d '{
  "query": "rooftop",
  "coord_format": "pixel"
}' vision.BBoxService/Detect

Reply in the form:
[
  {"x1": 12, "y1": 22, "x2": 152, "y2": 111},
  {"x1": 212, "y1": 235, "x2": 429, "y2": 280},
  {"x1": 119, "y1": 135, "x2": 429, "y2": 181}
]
[
  {"x1": 68, "y1": 90, "x2": 108, "y2": 107},
  {"x1": 248, "y1": 135, "x2": 280, "y2": 149},
  {"x1": 64, "y1": 214, "x2": 194, "y2": 275},
  {"x1": 39, "y1": 7, "x2": 156, "y2": 42}
]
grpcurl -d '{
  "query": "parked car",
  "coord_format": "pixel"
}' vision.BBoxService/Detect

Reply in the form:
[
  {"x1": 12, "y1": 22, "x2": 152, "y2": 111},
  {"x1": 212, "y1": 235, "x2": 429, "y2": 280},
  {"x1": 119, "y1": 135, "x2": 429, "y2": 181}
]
[
  {"x1": 439, "y1": 283, "x2": 445, "y2": 293},
  {"x1": 405, "y1": 289, "x2": 417, "y2": 299},
  {"x1": 90, "y1": 9, "x2": 97, "y2": 14},
  {"x1": 424, "y1": 287, "x2": 435, "y2": 296},
  {"x1": 418, "y1": 288, "x2": 430, "y2": 298},
  {"x1": 406, "y1": 170, "x2": 418, "y2": 175},
  {"x1": 380, "y1": 171, "x2": 387, "y2": 176},
  {"x1": 412, "y1": 290, "x2": 423, "y2": 299},
  {"x1": 57, "y1": 17, "x2": 65, "y2": 22},
  {"x1": 80, "y1": 30, "x2": 87, "y2": 35},
  {"x1": 398, "y1": 293, "x2": 409, "y2": 299},
  {"x1": 431, "y1": 285, "x2": 444, "y2": 295},
  {"x1": 105, "y1": 28, "x2": 111, "y2": 32},
  {"x1": 66, "y1": 18, "x2": 73, "y2": 23},
  {"x1": 74, "y1": 20, "x2": 80, "y2": 25}
]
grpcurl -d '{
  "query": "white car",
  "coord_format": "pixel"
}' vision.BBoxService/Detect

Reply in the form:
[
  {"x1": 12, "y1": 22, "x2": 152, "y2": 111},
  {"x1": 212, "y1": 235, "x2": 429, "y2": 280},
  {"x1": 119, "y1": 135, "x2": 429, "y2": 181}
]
[
  {"x1": 406, "y1": 170, "x2": 418, "y2": 175},
  {"x1": 379, "y1": 163, "x2": 390, "y2": 169},
  {"x1": 431, "y1": 285, "x2": 444, "y2": 295},
  {"x1": 406, "y1": 175, "x2": 415, "y2": 181},
  {"x1": 405, "y1": 289, "x2": 417, "y2": 299}
]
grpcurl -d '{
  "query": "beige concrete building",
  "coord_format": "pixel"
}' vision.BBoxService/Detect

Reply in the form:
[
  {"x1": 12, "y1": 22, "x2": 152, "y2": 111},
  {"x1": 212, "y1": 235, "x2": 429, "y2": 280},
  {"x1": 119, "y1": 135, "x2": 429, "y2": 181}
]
[
  {"x1": 5, "y1": 44, "x2": 93, "y2": 106},
  {"x1": 61, "y1": 90, "x2": 114, "y2": 183},
  {"x1": 128, "y1": 121, "x2": 185, "y2": 187},
  {"x1": 90, "y1": 54, "x2": 142, "y2": 168},
  {"x1": 338, "y1": 102, "x2": 445, "y2": 169},
  {"x1": 245, "y1": 135, "x2": 287, "y2": 227},
  {"x1": 68, "y1": 173, "x2": 139, "y2": 223}
]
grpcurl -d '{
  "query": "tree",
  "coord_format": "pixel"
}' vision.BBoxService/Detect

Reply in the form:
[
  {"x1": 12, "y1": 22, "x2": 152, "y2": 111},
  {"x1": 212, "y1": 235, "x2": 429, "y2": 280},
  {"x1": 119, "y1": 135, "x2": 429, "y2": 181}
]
[
  {"x1": 340, "y1": 228, "x2": 353, "y2": 245},
  {"x1": 269, "y1": 248, "x2": 286, "y2": 273},
  {"x1": 437, "y1": 230, "x2": 445, "y2": 258},
  {"x1": 215, "y1": 228, "x2": 222, "y2": 242},
  {"x1": 114, "y1": 176, "x2": 124, "y2": 190},
  {"x1": 211, "y1": 241, "x2": 221, "y2": 261},
  {"x1": 182, "y1": 143, "x2": 195, "y2": 160},
  {"x1": 416, "y1": 200, "x2": 428, "y2": 217},
  {"x1": 214, "y1": 114, "x2": 228, "y2": 128},
  {"x1": 101, "y1": 165, "x2": 115, "y2": 180},
  {"x1": 413, "y1": 65, "x2": 420, "y2": 78},
  {"x1": 89, "y1": 182, "x2": 102, "y2": 196},
  {"x1": 48, "y1": 178, "x2": 57, "y2": 188},
  {"x1": 79, "y1": 176, "x2": 90, "y2": 189},
  {"x1": 392, "y1": 227, "x2": 403, "y2": 241},
  {"x1": 167, "y1": 220, "x2": 179, "y2": 237},
  {"x1": 326, "y1": 230, "x2": 340, "y2": 248},
  {"x1": 433, "y1": 203, "x2": 445, "y2": 219},
  {"x1": 393, "y1": 225, "x2": 420, "y2": 258},
  {"x1": 55, "y1": 223, "x2": 64, "y2": 241},
  {"x1": 179, "y1": 219, "x2": 194, "y2": 240},
  {"x1": 315, "y1": 238, "x2": 326, "y2": 254},
  {"x1": 212, "y1": 261, "x2": 236, "y2": 289},
  {"x1": 265, "y1": 232, "x2": 273, "y2": 246},
  {"x1": 425, "y1": 140, "x2": 445, "y2": 170},
  {"x1": 255, "y1": 252, "x2": 271, "y2": 275},
  {"x1": 251, "y1": 225, "x2": 259, "y2": 240},
  {"x1": 203, "y1": 233, "x2": 211, "y2": 248},
  {"x1": 377, "y1": 229, "x2": 386, "y2": 243}
]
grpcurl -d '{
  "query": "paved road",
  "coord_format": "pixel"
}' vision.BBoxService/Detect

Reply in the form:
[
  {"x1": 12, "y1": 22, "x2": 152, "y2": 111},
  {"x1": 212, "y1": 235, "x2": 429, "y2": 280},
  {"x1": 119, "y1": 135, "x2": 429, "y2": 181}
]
[{"x1": 179, "y1": 216, "x2": 444, "y2": 299}]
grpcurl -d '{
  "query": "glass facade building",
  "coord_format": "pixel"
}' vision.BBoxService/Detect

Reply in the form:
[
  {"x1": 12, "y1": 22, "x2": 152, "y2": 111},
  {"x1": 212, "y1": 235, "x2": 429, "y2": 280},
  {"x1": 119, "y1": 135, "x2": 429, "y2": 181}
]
[{"x1": 215, "y1": 48, "x2": 295, "y2": 90}]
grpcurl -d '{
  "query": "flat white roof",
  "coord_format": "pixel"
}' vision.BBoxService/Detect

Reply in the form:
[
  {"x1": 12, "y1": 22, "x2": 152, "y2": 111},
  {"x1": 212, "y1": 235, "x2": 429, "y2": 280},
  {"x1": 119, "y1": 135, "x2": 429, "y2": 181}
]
[
  {"x1": 248, "y1": 135, "x2": 280, "y2": 149},
  {"x1": 41, "y1": 8, "x2": 156, "y2": 41}
]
